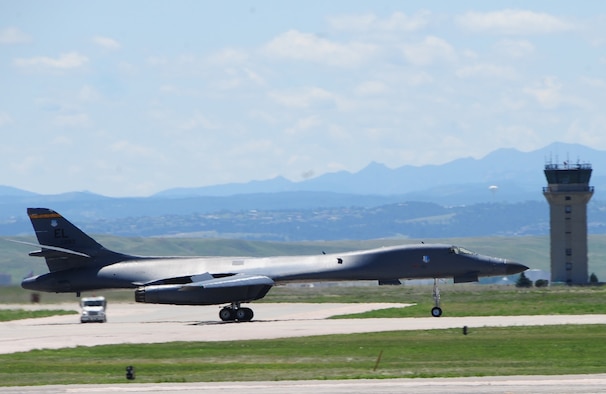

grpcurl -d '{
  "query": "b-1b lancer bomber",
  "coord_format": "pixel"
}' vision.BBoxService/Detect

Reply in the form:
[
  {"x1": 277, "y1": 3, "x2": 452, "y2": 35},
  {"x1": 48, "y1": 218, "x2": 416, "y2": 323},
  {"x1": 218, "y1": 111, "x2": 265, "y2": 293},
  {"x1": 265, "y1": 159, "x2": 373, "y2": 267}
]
[{"x1": 19, "y1": 208, "x2": 527, "y2": 321}]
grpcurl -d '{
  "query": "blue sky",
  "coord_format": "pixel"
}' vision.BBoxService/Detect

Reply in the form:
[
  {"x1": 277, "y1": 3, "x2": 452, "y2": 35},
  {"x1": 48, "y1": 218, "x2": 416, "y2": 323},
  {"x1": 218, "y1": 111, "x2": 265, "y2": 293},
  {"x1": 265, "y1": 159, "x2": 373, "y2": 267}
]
[{"x1": 1, "y1": 1, "x2": 605, "y2": 196}]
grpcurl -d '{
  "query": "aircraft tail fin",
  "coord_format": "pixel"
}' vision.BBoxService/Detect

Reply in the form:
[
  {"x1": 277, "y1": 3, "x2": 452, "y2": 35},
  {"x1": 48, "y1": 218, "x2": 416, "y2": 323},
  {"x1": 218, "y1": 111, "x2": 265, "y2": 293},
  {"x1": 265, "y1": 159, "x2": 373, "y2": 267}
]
[{"x1": 27, "y1": 208, "x2": 133, "y2": 272}]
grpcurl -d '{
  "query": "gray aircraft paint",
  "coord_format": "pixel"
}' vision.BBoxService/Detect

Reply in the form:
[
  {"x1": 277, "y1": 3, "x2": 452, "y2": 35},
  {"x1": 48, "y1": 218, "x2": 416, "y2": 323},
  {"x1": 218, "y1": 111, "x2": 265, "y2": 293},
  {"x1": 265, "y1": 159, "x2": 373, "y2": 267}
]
[{"x1": 19, "y1": 208, "x2": 527, "y2": 320}]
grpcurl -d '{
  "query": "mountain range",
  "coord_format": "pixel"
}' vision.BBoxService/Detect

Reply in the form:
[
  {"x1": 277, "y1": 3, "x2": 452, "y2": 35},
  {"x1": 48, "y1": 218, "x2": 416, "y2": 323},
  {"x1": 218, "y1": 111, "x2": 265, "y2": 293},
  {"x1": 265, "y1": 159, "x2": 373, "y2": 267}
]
[
  {"x1": 152, "y1": 142, "x2": 606, "y2": 202},
  {"x1": 1, "y1": 142, "x2": 605, "y2": 239}
]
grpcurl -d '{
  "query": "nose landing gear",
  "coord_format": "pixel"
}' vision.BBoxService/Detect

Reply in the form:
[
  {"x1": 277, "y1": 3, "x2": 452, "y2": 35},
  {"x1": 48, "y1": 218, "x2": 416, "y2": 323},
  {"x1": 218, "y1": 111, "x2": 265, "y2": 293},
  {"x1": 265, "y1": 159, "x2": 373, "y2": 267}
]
[{"x1": 431, "y1": 278, "x2": 442, "y2": 317}]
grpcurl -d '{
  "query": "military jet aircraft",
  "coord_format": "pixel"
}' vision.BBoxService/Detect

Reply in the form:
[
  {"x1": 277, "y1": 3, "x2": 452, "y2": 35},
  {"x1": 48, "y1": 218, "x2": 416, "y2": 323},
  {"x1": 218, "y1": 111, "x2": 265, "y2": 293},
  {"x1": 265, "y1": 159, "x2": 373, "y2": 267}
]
[{"x1": 19, "y1": 208, "x2": 527, "y2": 321}]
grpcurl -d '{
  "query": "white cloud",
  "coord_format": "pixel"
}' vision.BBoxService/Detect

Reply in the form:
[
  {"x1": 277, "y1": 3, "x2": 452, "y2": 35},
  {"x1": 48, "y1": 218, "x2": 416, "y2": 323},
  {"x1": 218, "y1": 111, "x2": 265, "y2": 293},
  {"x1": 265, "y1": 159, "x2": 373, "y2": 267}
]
[
  {"x1": 0, "y1": 27, "x2": 30, "y2": 44},
  {"x1": 179, "y1": 112, "x2": 218, "y2": 131},
  {"x1": 146, "y1": 56, "x2": 168, "y2": 66},
  {"x1": 523, "y1": 76, "x2": 563, "y2": 108},
  {"x1": 268, "y1": 87, "x2": 338, "y2": 109},
  {"x1": 0, "y1": 112, "x2": 14, "y2": 127},
  {"x1": 92, "y1": 35, "x2": 121, "y2": 50},
  {"x1": 401, "y1": 36, "x2": 456, "y2": 66},
  {"x1": 494, "y1": 125, "x2": 541, "y2": 150},
  {"x1": 328, "y1": 10, "x2": 431, "y2": 32},
  {"x1": 10, "y1": 155, "x2": 39, "y2": 174},
  {"x1": 456, "y1": 64, "x2": 517, "y2": 79},
  {"x1": 110, "y1": 140, "x2": 156, "y2": 158},
  {"x1": 79, "y1": 85, "x2": 101, "y2": 101},
  {"x1": 53, "y1": 113, "x2": 91, "y2": 128},
  {"x1": 208, "y1": 67, "x2": 266, "y2": 91},
  {"x1": 117, "y1": 61, "x2": 138, "y2": 75},
  {"x1": 406, "y1": 71, "x2": 434, "y2": 86},
  {"x1": 206, "y1": 48, "x2": 248, "y2": 65},
  {"x1": 160, "y1": 84, "x2": 179, "y2": 94},
  {"x1": 456, "y1": 9, "x2": 573, "y2": 35},
  {"x1": 227, "y1": 139, "x2": 276, "y2": 157},
  {"x1": 579, "y1": 76, "x2": 606, "y2": 89},
  {"x1": 51, "y1": 135, "x2": 73, "y2": 146},
  {"x1": 354, "y1": 80, "x2": 388, "y2": 96},
  {"x1": 494, "y1": 39, "x2": 535, "y2": 58},
  {"x1": 285, "y1": 115, "x2": 321, "y2": 135},
  {"x1": 242, "y1": 67, "x2": 265, "y2": 86},
  {"x1": 565, "y1": 117, "x2": 606, "y2": 148},
  {"x1": 14, "y1": 52, "x2": 89, "y2": 69},
  {"x1": 263, "y1": 30, "x2": 376, "y2": 67}
]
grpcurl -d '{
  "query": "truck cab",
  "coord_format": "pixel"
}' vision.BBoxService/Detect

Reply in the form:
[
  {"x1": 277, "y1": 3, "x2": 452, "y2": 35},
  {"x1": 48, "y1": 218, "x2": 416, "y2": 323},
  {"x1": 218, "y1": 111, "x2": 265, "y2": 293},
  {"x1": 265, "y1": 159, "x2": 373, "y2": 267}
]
[{"x1": 80, "y1": 296, "x2": 107, "y2": 323}]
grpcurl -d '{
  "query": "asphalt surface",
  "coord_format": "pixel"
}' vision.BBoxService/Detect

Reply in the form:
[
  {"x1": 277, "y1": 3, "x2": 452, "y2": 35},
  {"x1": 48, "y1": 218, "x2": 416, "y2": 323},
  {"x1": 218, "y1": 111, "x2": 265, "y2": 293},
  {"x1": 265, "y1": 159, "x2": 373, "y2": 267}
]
[
  {"x1": 2, "y1": 302, "x2": 606, "y2": 393},
  {"x1": 2, "y1": 302, "x2": 606, "y2": 354},
  {"x1": 3, "y1": 375, "x2": 606, "y2": 394}
]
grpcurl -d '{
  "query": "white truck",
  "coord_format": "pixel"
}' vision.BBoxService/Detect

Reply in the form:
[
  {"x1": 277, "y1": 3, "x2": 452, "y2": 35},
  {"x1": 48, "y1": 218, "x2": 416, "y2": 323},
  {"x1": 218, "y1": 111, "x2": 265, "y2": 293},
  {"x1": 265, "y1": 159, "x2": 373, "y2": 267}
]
[{"x1": 80, "y1": 296, "x2": 107, "y2": 323}]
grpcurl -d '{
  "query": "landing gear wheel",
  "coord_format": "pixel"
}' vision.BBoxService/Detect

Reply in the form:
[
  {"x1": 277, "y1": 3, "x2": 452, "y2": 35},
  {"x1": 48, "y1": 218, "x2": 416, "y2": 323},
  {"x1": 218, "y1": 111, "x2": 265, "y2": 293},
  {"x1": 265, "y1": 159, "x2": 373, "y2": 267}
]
[
  {"x1": 219, "y1": 307, "x2": 236, "y2": 321},
  {"x1": 235, "y1": 307, "x2": 254, "y2": 322},
  {"x1": 219, "y1": 303, "x2": 254, "y2": 322},
  {"x1": 431, "y1": 307, "x2": 443, "y2": 317}
]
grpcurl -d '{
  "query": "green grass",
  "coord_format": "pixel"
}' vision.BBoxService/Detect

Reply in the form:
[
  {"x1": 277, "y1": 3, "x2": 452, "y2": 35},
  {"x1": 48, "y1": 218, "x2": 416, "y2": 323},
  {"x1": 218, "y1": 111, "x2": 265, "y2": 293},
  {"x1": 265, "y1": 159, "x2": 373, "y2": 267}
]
[
  {"x1": 0, "y1": 309, "x2": 77, "y2": 322},
  {"x1": 1, "y1": 325, "x2": 605, "y2": 386},
  {"x1": 0, "y1": 286, "x2": 134, "y2": 304},
  {"x1": 323, "y1": 285, "x2": 606, "y2": 318},
  {"x1": 259, "y1": 284, "x2": 606, "y2": 317}
]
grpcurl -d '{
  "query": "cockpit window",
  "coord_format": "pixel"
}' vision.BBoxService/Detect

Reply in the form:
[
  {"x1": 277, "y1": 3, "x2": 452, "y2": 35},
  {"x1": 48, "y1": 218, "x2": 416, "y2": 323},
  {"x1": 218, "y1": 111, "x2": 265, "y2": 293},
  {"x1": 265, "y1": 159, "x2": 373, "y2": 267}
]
[{"x1": 449, "y1": 246, "x2": 476, "y2": 255}]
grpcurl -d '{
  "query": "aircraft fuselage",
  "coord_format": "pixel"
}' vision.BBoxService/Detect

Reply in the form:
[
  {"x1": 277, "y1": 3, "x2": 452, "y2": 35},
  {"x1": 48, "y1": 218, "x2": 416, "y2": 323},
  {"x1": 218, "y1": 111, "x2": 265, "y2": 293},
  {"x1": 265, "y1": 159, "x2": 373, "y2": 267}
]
[{"x1": 22, "y1": 244, "x2": 519, "y2": 293}]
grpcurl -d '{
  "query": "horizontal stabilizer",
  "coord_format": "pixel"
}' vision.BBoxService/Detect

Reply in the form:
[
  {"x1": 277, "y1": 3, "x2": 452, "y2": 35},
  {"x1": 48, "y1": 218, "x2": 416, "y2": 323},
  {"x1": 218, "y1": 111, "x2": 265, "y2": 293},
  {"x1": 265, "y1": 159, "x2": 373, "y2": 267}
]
[{"x1": 9, "y1": 240, "x2": 92, "y2": 259}]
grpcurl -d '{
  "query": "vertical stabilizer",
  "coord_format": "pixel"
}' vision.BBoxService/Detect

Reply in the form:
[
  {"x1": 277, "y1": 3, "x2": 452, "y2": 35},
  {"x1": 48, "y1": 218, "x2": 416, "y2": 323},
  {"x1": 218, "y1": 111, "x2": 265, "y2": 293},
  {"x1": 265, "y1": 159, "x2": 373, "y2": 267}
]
[{"x1": 27, "y1": 208, "x2": 130, "y2": 272}]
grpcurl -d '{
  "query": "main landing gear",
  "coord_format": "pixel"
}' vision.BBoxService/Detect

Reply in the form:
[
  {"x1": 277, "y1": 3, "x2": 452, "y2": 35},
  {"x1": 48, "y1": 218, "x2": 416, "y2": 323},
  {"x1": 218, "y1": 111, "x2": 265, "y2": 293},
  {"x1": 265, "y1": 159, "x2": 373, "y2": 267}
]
[
  {"x1": 219, "y1": 302, "x2": 254, "y2": 322},
  {"x1": 431, "y1": 278, "x2": 443, "y2": 317}
]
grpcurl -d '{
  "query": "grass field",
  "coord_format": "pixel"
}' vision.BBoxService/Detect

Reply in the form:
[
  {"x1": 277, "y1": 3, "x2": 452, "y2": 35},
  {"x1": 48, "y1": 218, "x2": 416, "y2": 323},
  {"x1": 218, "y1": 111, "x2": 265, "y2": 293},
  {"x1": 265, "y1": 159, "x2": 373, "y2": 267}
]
[
  {"x1": 0, "y1": 309, "x2": 77, "y2": 322},
  {"x1": 1, "y1": 325, "x2": 605, "y2": 386}
]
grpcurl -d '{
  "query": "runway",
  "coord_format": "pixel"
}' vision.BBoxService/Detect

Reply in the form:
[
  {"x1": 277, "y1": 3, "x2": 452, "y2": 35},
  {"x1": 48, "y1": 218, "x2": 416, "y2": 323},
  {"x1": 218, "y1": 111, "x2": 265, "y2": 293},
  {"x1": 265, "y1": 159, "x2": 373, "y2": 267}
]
[
  {"x1": 2, "y1": 302, "x2": 606, "y2": 393},
  {"x1": 2, "y1": 375, "x2": 606, "y2": 394},
  {"x1": 2, "y1": 302, "x2": 606, "y2": 354}
]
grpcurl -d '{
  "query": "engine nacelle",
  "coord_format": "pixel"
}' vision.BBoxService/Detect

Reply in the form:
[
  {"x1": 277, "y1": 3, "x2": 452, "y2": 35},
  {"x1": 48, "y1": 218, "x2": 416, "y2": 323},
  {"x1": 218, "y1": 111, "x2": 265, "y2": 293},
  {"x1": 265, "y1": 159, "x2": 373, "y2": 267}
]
[{"x1": 134, "y1": 283, "x2": 272, "y2": 305}]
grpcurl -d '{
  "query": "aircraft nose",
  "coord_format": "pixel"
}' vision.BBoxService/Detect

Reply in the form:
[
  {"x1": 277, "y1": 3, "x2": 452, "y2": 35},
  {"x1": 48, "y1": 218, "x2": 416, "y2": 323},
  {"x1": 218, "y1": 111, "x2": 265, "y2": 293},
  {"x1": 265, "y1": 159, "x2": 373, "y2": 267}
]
[{"x1": 505, "y1": 262, "x2": 528, "y2": 275}]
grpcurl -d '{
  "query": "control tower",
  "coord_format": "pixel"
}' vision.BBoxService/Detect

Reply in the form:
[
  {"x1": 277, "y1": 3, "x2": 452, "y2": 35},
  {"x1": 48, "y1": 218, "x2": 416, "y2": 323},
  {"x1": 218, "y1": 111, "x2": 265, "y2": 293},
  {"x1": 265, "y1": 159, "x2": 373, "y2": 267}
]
[{"x1": 543, "y1": 162, "x2": 594, "y2": 284}]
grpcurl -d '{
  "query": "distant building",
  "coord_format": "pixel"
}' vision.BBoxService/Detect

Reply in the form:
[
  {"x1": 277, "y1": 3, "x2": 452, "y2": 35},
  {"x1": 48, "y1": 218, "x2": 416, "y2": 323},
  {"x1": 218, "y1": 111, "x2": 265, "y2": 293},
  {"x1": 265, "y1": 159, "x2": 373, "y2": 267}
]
[{"x1": 543, "y1": 162, "x2": 594, "y2": 284}]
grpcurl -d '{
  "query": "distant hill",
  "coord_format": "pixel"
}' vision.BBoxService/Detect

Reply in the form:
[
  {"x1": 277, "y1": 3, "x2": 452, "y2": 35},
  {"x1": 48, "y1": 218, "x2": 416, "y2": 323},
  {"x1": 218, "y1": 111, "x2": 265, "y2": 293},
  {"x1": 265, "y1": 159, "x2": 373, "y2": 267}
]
[
  {"x1": 1, "y1": 142, "x2": 605, "y2": 239},
  {"x1": 0, "y1": 186, "x2": 38, "y2": 198}
]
